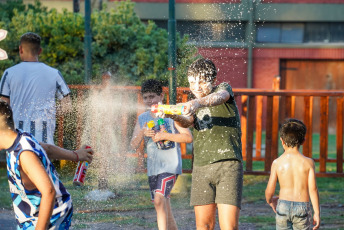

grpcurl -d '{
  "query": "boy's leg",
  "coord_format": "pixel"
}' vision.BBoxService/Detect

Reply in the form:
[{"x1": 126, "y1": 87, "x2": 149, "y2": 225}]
[
  {"x1": 190, "y1": 164, "x2": 217, "y2": 230},
  {"x1": 166, "y1": 198, "x2": 178, "y2": 230},
  {"x1": 149, "y1": 173, "x2": 178, "y2": 230},
  {"x1": 194, "y1": 204, "x2": 216, "y2": 230},
  {"x1": 214, "y1": 161, "x2": 243, "y2": 230},
  {"x1": 154, "y1": 193, "x2": 168, "y2": 230},
  {"x1": 217, "y1": 204, "x2": 240, "y2": 230}
]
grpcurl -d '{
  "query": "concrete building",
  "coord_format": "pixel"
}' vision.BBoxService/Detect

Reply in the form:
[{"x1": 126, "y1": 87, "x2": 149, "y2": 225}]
[{"x1": 22, "y1": 0, "x2": 344, "y2": 90}]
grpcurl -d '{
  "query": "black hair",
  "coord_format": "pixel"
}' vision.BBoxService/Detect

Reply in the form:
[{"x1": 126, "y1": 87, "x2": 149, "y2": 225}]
[
  {"x1": 187, "y1": 58, "x2": 217, "y2": 83},
  {"x1": 20, "y1": 32, "x2": 41, "y2": 55},
  {"x1": 279, "y1": 118, "x2": 306, "y2": 148},
  {"x1": 0, "y1": 100, "x2": 15, "y2": 131},
  {"x1": 141, "y1": 79, "x2": 163, "y2": 95}
]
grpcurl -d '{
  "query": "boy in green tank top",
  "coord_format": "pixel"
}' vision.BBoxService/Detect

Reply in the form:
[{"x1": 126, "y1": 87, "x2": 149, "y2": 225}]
[{"x1": 163, "y1": 58, "x2": 243, "y2": 229}]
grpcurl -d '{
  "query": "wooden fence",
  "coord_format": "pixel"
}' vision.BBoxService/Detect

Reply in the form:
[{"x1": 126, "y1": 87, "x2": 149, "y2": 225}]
[{"x1": 56, "y1": 79, "x2": 344, "y2": 177}]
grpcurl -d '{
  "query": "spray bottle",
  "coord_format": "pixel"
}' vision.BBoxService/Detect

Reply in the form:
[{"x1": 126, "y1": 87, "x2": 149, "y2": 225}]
[
  {"x1": 151, "y1": 104, "x2": 187, "y2": 115},
  {"x1": 73, "y1": 146, "x2": 92, "y2": 186}
]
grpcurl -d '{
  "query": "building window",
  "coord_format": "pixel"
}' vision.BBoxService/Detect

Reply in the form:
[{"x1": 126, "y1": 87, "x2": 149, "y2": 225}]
[
  {"x1": 280, "y1": 23, "x2": 304, "y2": 43},
  {"x1": 256, "y1": 23, "x2": 281, "y2": 43},
  {"x1": 257, "y1": 22, "x2": 344, "y2": 44},
  {"x1": 305, "y1": 23, "x2": 329, "y2": 43},
  {"x1": 153, "y1": 20, "x2": 246, "y2": 42},
  {"x1": 330, "y1": 23, "x2": 344, "y2": 42},
  {"x1": 257, "y1": 23, "x2": 304, "y2": 43}
]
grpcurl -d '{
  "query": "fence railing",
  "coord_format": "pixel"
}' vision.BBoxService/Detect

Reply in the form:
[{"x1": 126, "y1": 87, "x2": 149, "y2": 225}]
[{"x1": 56, "y1": 79, "x2": 344, "y2": 177}]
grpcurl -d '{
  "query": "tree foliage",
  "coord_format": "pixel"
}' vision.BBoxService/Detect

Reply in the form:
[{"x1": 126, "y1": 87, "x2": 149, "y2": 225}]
[{"x1": 0, "y1": 0, "x2": 199, "y2": 86}]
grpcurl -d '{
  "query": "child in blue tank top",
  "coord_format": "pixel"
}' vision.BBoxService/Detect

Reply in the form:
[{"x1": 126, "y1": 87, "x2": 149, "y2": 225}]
[
  {"x1": 0, "y1": 100, "x2": 93, "y2": 230},
  {"x1": 130, "y1": 79, "x2": 193, "y2": 230}
]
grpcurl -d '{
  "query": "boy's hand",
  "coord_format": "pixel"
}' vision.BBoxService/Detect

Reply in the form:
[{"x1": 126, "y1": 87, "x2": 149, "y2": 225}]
[
  {"x1": 144, "y1": 129, "x2": 155, "y2": 137},
  {"x1": 75, "y1": 145, "x2": 94, "y2": 163},
  {"x1": 184, "y1": 100, "x2": 200, "y2": 116},
  {"x1": 313, "y1": 213, "x2": 320, "y2": 229},
  {"x1": 268, "y1": 196, "x2": 279, "y2": 213},
  {"x1": 152, "y1": 132, "x2": 167, "y2": 142}
]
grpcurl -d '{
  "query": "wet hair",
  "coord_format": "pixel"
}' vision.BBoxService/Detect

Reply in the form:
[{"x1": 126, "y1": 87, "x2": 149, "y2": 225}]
[
  {"x1": 20, "y1": 32, "x2": 41, "y2": 55},
  {"x1": 141, "y1": 79, "x2": 163, "y2": 95},
  {"x1": 187, "y1": 58, "x2": 217, "y2": 83},
  {"x1": 279, "y1": 118, "x2": 306, "y2": 148},
  {"x1": 0, "y1": 100, "x2": 15, "y2": 131}
]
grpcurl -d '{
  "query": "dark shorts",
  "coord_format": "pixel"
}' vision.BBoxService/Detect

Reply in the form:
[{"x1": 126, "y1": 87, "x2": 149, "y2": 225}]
[
  {"x1": 148, "y1": 173, "x2": 178, "y2": 200},
  {"x1": 276, "y1": 200, "x2": 312, "y2": 230},
  {"x1": 190, "y1": 160, "x2": 243, "y2": 208}
]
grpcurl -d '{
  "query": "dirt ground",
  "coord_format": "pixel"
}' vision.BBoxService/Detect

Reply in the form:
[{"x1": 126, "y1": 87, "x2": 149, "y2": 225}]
[
  {"x1": 0, "y1": 203, "x2": 282, "y2": 230},
  {"x1": 1, "y1": 203, "x2": 343, "y2": 229},
  {"x1": 75, "y1": 204, "x2": 262, "y2": 230}
]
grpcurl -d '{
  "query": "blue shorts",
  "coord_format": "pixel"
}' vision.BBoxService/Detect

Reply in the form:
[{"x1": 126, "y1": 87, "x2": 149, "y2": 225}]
[
  {"x1": 148, "y1": 173, "x2": 177, "y2": 200},
  {"x1": 276, "y1": 200, "x2": 312, "y2": 230}
]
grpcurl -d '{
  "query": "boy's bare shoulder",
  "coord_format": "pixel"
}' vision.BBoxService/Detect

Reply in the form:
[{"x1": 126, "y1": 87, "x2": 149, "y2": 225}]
[
  {"x1": 273, "y1": 153, "x2": 287, "y2": 163},
  {"x1": 301, "y1": 154, "x2": 315, "y2": 166},
  {"x1": 271, "y1": 156, "x2": 282, "y2": 167}
]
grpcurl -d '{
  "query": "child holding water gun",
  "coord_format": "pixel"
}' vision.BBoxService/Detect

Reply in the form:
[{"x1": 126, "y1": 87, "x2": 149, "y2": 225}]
[{"x1": 130, "y1": 79, "x2": 193, "y2": 230}]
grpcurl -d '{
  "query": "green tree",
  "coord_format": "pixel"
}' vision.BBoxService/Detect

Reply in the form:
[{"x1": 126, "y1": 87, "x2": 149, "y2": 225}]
[{"x1": 0, "y1": 0, "x2": 199, "y2": 86}]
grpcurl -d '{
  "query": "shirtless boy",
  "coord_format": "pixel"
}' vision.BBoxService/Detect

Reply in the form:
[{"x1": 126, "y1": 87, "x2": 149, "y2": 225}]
[{"x1": 265, "y1": 118, "x2": 320, "y2": 230}]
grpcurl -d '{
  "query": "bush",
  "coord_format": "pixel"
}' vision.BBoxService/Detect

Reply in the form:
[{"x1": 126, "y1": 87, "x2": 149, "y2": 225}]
[{"x1": 0, "y1": 0, "x2": 199, "y2": 86}]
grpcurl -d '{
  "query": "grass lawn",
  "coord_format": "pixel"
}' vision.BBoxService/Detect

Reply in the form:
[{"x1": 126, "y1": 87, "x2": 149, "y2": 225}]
[
  {"x1": 0, "y1": 165, "x2": 343, "y2": 229},
  {"x1": 0, "y1": 133, "x2": 342, "y2": 228}
]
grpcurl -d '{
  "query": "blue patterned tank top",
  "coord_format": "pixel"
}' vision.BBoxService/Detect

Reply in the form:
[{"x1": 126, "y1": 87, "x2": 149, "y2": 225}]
[{"x1": 6, "y1": 129, "x2": 72, "y2": 229}]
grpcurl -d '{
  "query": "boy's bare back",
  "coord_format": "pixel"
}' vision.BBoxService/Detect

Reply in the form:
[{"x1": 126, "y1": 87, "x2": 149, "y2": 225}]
[
  {"x1": 273, "y1": 150, "x2": 315, "y2": 202},
  {"x1": 266, "y1": 119, "x2": 320, "y2": 229}
]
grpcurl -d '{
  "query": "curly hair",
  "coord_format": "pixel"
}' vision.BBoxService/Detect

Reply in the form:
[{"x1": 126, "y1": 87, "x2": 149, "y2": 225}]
[
  {"x1": 141, "y1": 79, "x2": 163, "y2": 95},
  {"x1": 0, "y1": 100, "x2": 15, "y2": 131},
  {"x1": 187, "y1": 58, "x2": 217, "y2": 83},
  {"x1": 279, "y1": 118, "x2": 306, "y2": 148}
]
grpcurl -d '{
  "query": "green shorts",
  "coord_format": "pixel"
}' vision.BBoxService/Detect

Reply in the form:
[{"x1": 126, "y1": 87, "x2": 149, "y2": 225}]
[{"x1": 190, "y1": 160, "x2": 243, "y2": 208}]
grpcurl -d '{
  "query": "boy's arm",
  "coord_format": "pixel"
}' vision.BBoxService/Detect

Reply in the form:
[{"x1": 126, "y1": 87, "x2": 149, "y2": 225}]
[
  {"x1": 20, "y1": 151, "x2": 56, "y2": 230},
  {"x1": 165, "y1": 114, "x2": 194, "y2": 128},
  {"x1": 184, "y1": 90, "x2": 230, "y2": 116},
  {"x1": 130, "y1": 120, "x2": 145, "y2": 150},
  {"x1": 161, "y1": 89, "x2": 230, "y2": 128},
  {"x1": 40, "y1": 143, "x2": 93, "y2": 162},
  {"x1": 152, "y1": 121, "x2": 193, "y2": 143},
  {"x1": 265, "y1": 161, "x2": 279, "y2": 213},
  {"x1": 308, "y1": 159, "x2": 320, "y2": 230}
]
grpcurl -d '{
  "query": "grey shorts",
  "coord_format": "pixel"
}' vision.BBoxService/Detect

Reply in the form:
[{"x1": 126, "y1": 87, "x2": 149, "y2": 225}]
[
  {"x1": 190, "y1": 160, "x2": 243, "y2": 208},
  {"x1": 276, "y1": 200, "x2": 312, "y2": 230}
]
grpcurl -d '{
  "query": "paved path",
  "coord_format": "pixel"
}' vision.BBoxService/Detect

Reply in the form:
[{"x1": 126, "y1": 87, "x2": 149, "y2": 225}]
[{"x1": 0, "y1": 209, "x2": 16, "y2": 230}]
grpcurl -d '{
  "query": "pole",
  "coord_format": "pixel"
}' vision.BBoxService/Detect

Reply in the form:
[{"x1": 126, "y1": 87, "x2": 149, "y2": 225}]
[
  {"x1": 73, "y1": 0, "x2": 80, "y2": 13},
  {"x1": 168, "y1": 0, "x2": 177, "y2": 104},
  {"x1": 84, "y1": 0, "x2": 92, "y2": 84},
  {"x1": 245, "y1": 0, "x2": 255, "y2": 88}
]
